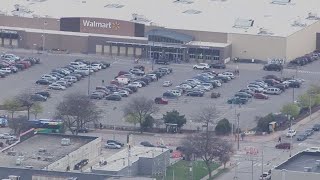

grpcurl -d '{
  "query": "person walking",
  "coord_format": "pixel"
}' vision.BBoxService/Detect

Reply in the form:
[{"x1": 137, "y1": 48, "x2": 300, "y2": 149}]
[{"x1": 278, "y1": 136, "x2": 282, "y2": 143}]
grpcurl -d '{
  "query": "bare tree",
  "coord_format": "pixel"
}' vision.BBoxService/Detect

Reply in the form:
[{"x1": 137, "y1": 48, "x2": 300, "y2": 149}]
[
  {"x1": 3, "y1": 99, "x2": 21, "y2": 120},
  {"x1": 8, "y1": 115, "x2": 29, "y2": 135},
  {"x1": 181, "y1": 133, "x2": 233, "y2": 178},
  {"x1": 30, "y1": 102, "x2": 43, "y2": 119},
  {"x1": 55, "y1": 93, "x2": 102, "y2": 135},
  {"x1": 123, "y1": 96, "x2": 159, "y2": 133},
  {"x1": 16, "y1": 93, "x2": 34, "y2": 120},
  {"x1": 193, "y1": 106, "x2": 220, "y2": 134}
]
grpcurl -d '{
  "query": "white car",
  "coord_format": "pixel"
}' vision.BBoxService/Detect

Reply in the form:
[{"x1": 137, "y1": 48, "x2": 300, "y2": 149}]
[
  {"x1": 194, "y1": 85, "x2": 210, "y2": 91},
  {"x1": 49, "y1": 83, "x2": 66, "y2": 90},
  {"x1": 70, "y1": 61, "x2": 87, "y2": 68},
  {"x1": 193, "y1": 63, "x2": 210, "y2": 70},
  {"x1": 222, "y1": 72, "x2": 235, "y2": 79},
  {"x1": 177, "y1": 84, "x2": 193, "y2": 90},
  {"x1": 146, "y1": 74, "x2": 157, "y2": 80},
  {"x1": 105, "y1": 143, "x2": 121, "y2": 149},
  {"x1": 0, "y1": 133, "x2": 16, "y2": 139},
  {"x1": 305, "y1": 147, "x2": 320, "y2": 152},
  {"x1": 201, "y1": 83, "x2": 213, "y2": 90},
  {"x1": 163, "y1": 81, "x2": 172, "y2": 87},
  {"x1": 170, "y1": 89, "x2": 182, "y2": 97},
  {"x1": 1, "y1": 54, "x2": 20, "y2": 61},
  {"x1": 41, "y1": 74, "x2": 57, "y2": 81},
  {"x1": 0, "y1": 68, "x2": 12, "y2": 74},
  {"x1": 91, "y1": 63, "x2": 102, "y2": 70},
  {"x1": 74, "y1": 68, "x2": 90, "y2": 75},
  {"x1": 185, "y1": 79, "x2": 201, "y2": 85},
  {"x1": 117, "y1": 90, "x2": 130, "y2": 97},
  {"x1": 286, "y1": 129, "x2": 296, "y2": 137},
  {"x1": 213, "y1": 80, "x2": 222, "y2": 87},
  {"x1": 247, "y1": 84, "x2": 264, "y2": 92},
  {"x1": 128, "y1": 82, "x2": 142, "y2": 88},
  {"x1": 259, "y1": 171, "x2": 271, "y2": 180},
  {"x1": 217, "y1": 74, "x2": 231, "y2": 80}
]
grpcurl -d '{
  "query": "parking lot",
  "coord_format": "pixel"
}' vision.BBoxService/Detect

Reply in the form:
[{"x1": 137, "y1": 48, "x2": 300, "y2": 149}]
[{"x1": 0, "y1": 49, "x2": 320, "y2": 131}]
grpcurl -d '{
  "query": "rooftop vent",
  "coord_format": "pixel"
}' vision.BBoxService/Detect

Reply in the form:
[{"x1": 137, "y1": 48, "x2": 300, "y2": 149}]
[
  {"x1": 271, "y1": 0, "x2": 291, "y2": 5},
  {"x1": 104, "y1": 4, "x2": 125, "y2": 8},
  {"x1": 233, "y1": 18, "x2": 254, "y2": 29},
  {"x1": 304, "y1": 167, "x2": 312, "y2": 172},
  {"x1": 306, "y1": 12, "x2": 320, "y2": 20},
  {"x1": 292, "y1": 18, "x2": 307, "y2": 27},
  {"x1": 173, "y1": 0, "x2": 194, "y2": 4},
  {"x1": 131, "y1": 14, "x2": 151, "y2": 22},
  {"x1": 316, "y1": 160, "x2": 320, "y2": 167},
  {"x1": 183, "y1": 9, "x2": 202, "y2": 14},
  {"x1": 258, "y1": 28, "x2": 274, "y2": 35}
]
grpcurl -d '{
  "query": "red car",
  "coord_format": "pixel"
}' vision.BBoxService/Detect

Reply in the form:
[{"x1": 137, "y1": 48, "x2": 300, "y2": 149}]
[
  {"x1": 155, "y1": 97, "x2": 168, "y2": 104},
  {"x1": 254, "y1": 93, "x2": 269, "y2": 99},
  {"x1": 275, "y1": 143, "x2": 291, "y2": 149}
]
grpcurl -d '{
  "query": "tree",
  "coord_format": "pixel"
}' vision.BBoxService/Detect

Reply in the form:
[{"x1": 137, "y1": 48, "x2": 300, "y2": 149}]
[
  {"x1": 8, "y1": 115, "x2": 28, "y2": 135},
  {"x1": 3, "y1": 99, "x2": 21, "y2": 120},
  {"x1": 16, "y1": 93, "x2": 34, "y2": 120},
  {"x1": 215, "y1": 118, "x2": 232, "y2": 135},
  {"x1": 256, "y1": 113, "x2": 275, "y2": 132},
  {"x1": 281, "y1": 103, "x2": 300, "y2": 119},
  {"x1": 193, "y1": 106, "x2": 220, "y2": 133},
  {"x1": 30, "y1": 103, "x2": 43, "y2": 119},
  {"x1": 298, "y1": 93, "x2": 315, "y2": 109},
  {"x1": 55, "y1": 93, "x2": 102, "y2": 135},
  {"x1": 163, "y1": 110, "x2": 187, "y2": 131},
  {"x1": 181, "y1": 132, "x2": 233, "y2": 178},
  {"x1": 141, "y1": 115, "x2": 155, "y2": 131},
  {"x1": 123, "y1": 97, "x2": 159, "y2": 133}
]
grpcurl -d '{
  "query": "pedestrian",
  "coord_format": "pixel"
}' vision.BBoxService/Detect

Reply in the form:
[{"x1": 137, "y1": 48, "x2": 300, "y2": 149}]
[
  {"x1": 99, "y1": 123, "x2": 103, "y2": 130},
  {"x1": 278, "y1": 136, "x2": 282, "y2": 143},
  {"x1": 241, "y1": 133, "x2": 245, "y2": 141}
]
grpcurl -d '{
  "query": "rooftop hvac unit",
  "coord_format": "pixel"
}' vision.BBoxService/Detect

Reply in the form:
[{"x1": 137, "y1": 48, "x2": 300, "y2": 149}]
[
  {"x1": 15, "y1": 158, "x2": 22, "y2": 166},
  {"x1": 304, "y1": 167, "x2": 312, "y2": 172},
  {"x1": 8, "y1": 175, "x2": 20, "y2": 180},
  {"x1": 316, "y1": 160, "x2": 320, "y2": 167},
  {"x1": 307, "y1": 12, "x2": 320, "y2": 20},
  {"x1": 292, "y1": 19, "x2": 306, "y2": 27},
  {"x1": 61, "y1": 138, "x2": 71, "y2": 146}
]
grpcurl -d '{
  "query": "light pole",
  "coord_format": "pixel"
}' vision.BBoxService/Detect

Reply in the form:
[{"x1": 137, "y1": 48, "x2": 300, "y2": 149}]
[
  {"x1": 42, "y1": 21, "x2": 47, "y2": 52},
  {"x1": 292, "y1": 75, "x2": 295, "y2": 103},
  {"x1": 87, "y1": 62, "x2": 91, "y2": 95},
  {"x1": 309, "y1": 91, "x2": 315, "y2": 121},
  {"x1": 289, "y1": 117, "x2": 294, "y2": 157},
  {"x1": 237, "y1": 113, "x2": 240, "y2": 150}
]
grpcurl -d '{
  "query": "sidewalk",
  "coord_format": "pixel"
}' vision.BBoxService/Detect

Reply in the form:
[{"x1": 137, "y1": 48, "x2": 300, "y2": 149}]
[{"x1": 200, "y1": 163, "x2": 231, "y2": 180}]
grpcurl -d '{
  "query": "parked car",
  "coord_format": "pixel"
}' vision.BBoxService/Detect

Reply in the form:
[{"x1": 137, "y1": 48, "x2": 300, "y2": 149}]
[
  {"x1": 312, "y1": 124, "x2": 320, "y2": 131},
  {"x1": 259, "y1": 171, "x2": 271, "y2": 180},
  {"x1": 186, "y1": 90, "x2": 204, "y2": 97},
  {"x1": 227, "y1": 97, "x2": 248, "y2": 104},
  {"x1": 163, "y1": 81, "x2": 173, "y2": 87},
  {"x1": 264, "y1": 87, "x2": 282, "y2": 95},
  {"x1": 90, "y1": 92, "x2": 105, "y2": 99},
  {"x1": 211, "y1": 92, "x2": 221, "y2": 98},
  {"x1": 163, "y1": 92, "x2": 178, "y2": 99},
  {"x1": 105, "y1": 94, "x2": 122, "y2": 101},
  {"x1": 48, "y1": 83, "x2": 66, "y2": 90},
  {"x1": 193, "y1": 63, "x2": 210, "y2": 70},
  {"x1": 275, "y1": 143, "x2": 291, "y2": 150},
  {"x1": 107, "y1": 140, "x2": 124, "y2": 147},
  {"x1": 234, "y1": 92, "x2": 252, "y2": 98},
  {"x1": 263, "y1": 64, "x2": 283, "y2": 71},
  {"x1": 140, "y1": 141, "x2": 155, "y2": 147},
  {"x1": 30, "y1": 94, "x2": 47, "y2": 102},
  {"x1": 134, "y1": 65, "x2": 145, "y2": 71},
  {"x1": 128, "y1": 82, "x2": 143, "y2": 88},
  {"x1": 155, "y1": 97, "x2": 169, "y2": 104},
  {"x1": 210, "y1": 63, "x2": 226, "y2": 69},
  {"x1": 296, "y1": 134, "x2": 307, "y2": 141},
  {"x1": 305, "y1": 147, "x2": 320, "y2": 152},
  {"x1": 36, "y1": 79, "x2": 52, "y2": 85},
  {"x1": 286, "y1": 129, "x2": 296, "y2": 137},
  {"x1": 55, "y1": 80, "x2": 72, "y2": 87},
  {"x1": 35, "y1": 91, "x2": 50, "y2": 98},
  {"x1": 105, "y1": 142, "x2": 121, "y2": 149},
  {"x1": 304, "y1": 129, "x2": 314, "y2": 136},
  {"x1": 129, "y1": 68, "x2": 145, "y2": 76},
  {"x1": 253, "y1": 93, "x2": 269, "y2": 99}
]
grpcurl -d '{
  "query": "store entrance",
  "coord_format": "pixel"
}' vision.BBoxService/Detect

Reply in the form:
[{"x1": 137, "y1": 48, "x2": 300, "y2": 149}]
[{"x1": 150, "y1": 46, "x2": 185, "y2": 62}]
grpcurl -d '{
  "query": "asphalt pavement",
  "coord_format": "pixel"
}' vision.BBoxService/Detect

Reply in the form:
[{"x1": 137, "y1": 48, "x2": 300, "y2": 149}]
[{"x1": 0, "y1": 48, "x2": 320, "y2": 131}]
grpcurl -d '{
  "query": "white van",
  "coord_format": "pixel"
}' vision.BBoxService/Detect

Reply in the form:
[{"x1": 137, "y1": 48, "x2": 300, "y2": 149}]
[
  {"x1": 116, "y1": 76, "x2": 129, "y2": 85},
  {"x1": 265, "y1": 87, "x2": 282, "y2": 95}
]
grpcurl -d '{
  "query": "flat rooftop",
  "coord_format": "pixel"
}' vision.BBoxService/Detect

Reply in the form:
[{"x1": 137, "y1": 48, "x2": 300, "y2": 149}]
[
  {"x1": 1, "y1": 0, "x2": 320, "y2": 37},
  {"x1": 275, "y1": 151, "x2": 320, "y2": 173},
  {"x1": 0, "y1": 134, "x2": 94, "y2": 169},
  {"x1": 93, "y1": 146, "x2": 168, "y2": 172}
]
